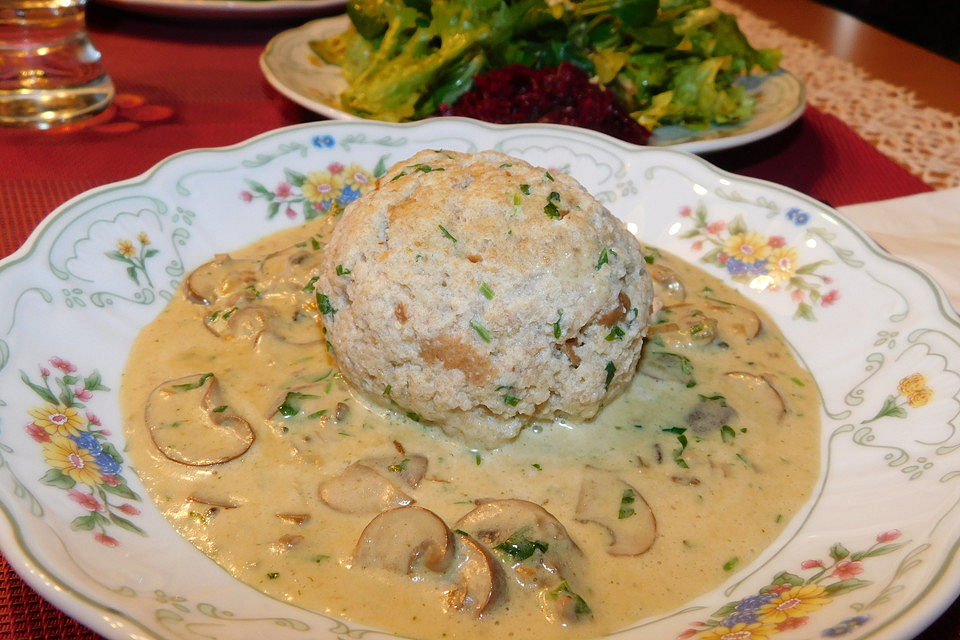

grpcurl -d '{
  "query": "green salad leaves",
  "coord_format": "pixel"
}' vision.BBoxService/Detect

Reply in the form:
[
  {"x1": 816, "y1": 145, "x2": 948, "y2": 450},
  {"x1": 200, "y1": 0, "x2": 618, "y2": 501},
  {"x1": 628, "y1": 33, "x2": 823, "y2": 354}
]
[{"x1": 311, "y1": 0, "x2": 781, "y2": 131}]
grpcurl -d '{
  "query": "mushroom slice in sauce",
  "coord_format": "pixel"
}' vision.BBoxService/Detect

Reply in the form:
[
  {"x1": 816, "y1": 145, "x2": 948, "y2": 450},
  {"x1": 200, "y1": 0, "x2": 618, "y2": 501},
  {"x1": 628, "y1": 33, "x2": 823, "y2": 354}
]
[
  {"x1": 647, "y1": 263, "x2": 686, "y2": 304},
  {"x1": 685, "y1": 395, "x2": 738, "y2": 435},
  {"x1": 145, "y1": 373, "x2": 254, "y2": 466},
  {"x1": 720, "y1": 372, "x2": 787, "y2": 423},
  {"x1": 574, "y1": 466, "x2": 656, "y2": 556},
  {"x1": 445, "y1": 532, "x2": 505, "y2": 617},
  {"x1": 318, "y1": 463, "x2": 414, "y2": 514},
  {"x1": 185, "y1": 254, "x2": 259, "y2": 305},
  {"x1": 204, "y1": 305, "x2": 271, "y2": 342},
  {"x1": 258, "y1": 244, "x2": 324, "y2": 291},
  {"x1": 693, "y1": 301, "x2": 762, "y2": 340},
  {"x1": 638, "y1": 348, "x2": 696, "y2": 386},
  {"x1": 357, "y1": 454, "x2": 428, "y2": 488},
  {"x1": 264, "y1": 304, "x2": 321, "y2": 344},
  {"x1": 353, "y1": 505, "x2": 455, "y2": 574},
  {"x1": 455, "y1": 499, "x2": 582, "y2": 580},
  {"x1": 653, "y1": 305, "x2": 719, "y2": 348}
]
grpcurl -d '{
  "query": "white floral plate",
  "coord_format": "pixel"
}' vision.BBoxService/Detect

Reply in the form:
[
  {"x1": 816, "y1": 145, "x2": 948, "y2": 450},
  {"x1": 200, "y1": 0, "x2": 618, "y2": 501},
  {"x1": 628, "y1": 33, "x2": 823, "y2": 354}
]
[
  {"x1": 1, "y1": 119, "x2": 958, "y2": 640},
  {"x1": 259, "y1": 16, "x2": 806, "y2": 154},
  {"x1": 94, "y1": 0, "x2": 343, "y2": 21}
]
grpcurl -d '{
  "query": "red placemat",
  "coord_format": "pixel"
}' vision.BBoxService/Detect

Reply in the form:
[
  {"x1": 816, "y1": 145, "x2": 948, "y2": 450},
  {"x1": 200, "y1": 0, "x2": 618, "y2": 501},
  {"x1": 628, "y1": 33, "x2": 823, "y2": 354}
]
[{"x1": 0, "y1": 5, "x2": 943, "y2": 638}]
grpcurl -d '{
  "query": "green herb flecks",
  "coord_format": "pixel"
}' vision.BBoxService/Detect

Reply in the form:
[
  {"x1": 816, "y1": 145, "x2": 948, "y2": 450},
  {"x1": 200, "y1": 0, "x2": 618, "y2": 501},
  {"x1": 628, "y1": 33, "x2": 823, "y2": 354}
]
[
  {"x1": 596, "y1": 247, "x2": 617, "y2": 270},
  {"x1": 605, "y1": 325, "x2": 625, "y2": 341},
  {"x1": 494, "y1": 529, "x2": 549, "y2": 561},
  {"x1": 604, "y1": 361, "x2": 616, "y2": 390},
  {"x1": 317, "y1": 292, "x2": 336, "y2": 315},
  {"x1": 480, "y1": 282, "x2": 494, "y2": 300},
  {"x1": 723, "y1": 557, "x2": 740, "y2": 572},
  {"x1": 388, "y1": 459, "x2": 409, "y2": 473},
  {"x1": 550, "y1": 581, "x2": 591, "y2": 617},
  {"x1": 720, "y1": 424, "x2": 737, "y2": 443},
  {"x1": 336, "y1": 264, "x2": 352, "y2": 276},
  {"x1": 172, "y1": 373, "x2": 213, "y2": 391},
  {"x1": 276, "y1": 391, "x2": 320, "y2": 418},
  {"x1": 471, "y1": 319, "x2": 492, "y2": 342},
  {"x1": 553, "y1": 309, "x2": 563, "y2": 339},
  {"x1": 663, "y1": 426, "x2": 689, "y2": 468},
  {"x1": 438, "y1": 224, "x2": 458, "y2": 243},
  {"x1": 519, "y1": 183, "x2": 531, "y2": 195},
  {"x1": 619, "y1": 488, "x2": 636, "y2": 519},
  {"x1": 504, "y1": 394, "x2": 520, "y2": 406},
  {"x1": 302, "y1": 275, "x2": 320, "y2": 292}
]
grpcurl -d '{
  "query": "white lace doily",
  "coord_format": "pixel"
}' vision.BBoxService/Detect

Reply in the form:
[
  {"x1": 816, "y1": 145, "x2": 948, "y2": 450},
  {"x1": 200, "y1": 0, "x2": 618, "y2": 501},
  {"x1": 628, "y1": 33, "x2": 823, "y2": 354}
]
[{"x1": 718, "y1": 0, "x2": 960, "y2": 189}]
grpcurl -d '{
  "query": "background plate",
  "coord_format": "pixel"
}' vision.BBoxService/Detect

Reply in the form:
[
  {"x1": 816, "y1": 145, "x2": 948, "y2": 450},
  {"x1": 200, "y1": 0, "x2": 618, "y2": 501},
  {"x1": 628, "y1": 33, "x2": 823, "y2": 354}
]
[
  {"x1": 1, "y1": 119, "x2": 958, "y2": 640},
  {"x1": 94, "y1": 0, "x2": 344, "y2": 21},
  {"x1": 259, "y1": 16, "x2": 806, "y2": 154}
]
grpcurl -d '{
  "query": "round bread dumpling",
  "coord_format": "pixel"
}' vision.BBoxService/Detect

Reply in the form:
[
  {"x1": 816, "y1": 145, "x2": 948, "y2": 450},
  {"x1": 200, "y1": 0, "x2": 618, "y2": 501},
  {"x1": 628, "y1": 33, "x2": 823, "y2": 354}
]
[{"x1": 317, "y1": 149, "x2": 655, "y2": 448}]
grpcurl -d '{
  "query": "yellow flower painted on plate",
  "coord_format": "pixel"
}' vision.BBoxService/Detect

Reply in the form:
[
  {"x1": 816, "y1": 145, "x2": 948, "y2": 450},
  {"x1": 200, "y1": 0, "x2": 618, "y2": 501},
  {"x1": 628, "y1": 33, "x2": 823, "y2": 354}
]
[
  {"x1": 302, "y1": 171, "x2": 344, "y2": 202},
  {"x1": 342, "y1": 163, "x2": 373, "y2": 190},
  {"x1": 898, "y1": 374, "x2": 927, "y2": 395},
  {"x1": 724, "y1": 231, "x2": 772, "y2": 264},
  {"x1": 117, "y1": 239, "x2": 136, "y2": 258},
  {"x1": 137, "y1": 232, "x2": 150, "y2": 245},
  {"x1": 765, "y1": 246, "x2": 800, "y2": 283},
  {"x1": 757, "y1": 584, "x2": 831, "y2": 625},
  {"x1": 42, "y1": 435, "x2": 103, "y2": 485},
  {"x1": 907, "y1": 387, "x2": 934, "y2": 407},
  {"x1": 29, "y1": 404, "x2": 86, "y2": 438},
  {"x1": 694, "y1": 621, "x2": 775, "y2": 640}
]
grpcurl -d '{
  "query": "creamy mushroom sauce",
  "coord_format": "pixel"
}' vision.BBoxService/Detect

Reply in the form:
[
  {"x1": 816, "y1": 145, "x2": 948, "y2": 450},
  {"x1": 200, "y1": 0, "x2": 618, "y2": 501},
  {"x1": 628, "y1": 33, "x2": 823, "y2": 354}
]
[{"x1": 122, "y1": 215, "x2": 820, "y2": 640}]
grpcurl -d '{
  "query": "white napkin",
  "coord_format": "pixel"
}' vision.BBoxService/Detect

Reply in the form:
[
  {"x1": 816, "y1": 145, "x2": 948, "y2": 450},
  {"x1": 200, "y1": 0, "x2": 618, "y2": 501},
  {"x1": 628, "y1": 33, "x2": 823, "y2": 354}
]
[{"x1": 839, "y1": 188, "x2": 960, "y2": 313}]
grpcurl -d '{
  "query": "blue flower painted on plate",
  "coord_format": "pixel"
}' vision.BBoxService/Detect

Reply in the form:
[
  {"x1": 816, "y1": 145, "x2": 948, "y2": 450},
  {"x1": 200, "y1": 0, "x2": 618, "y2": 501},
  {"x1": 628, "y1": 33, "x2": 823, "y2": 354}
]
[
  {"x1": 312, "y1": 135, "x2": 335, "y2": 149},
  {"x1": 821, "y1": 615, "x2": 870, "y2": 636},
  {"x1": 786, "y1": 207, "x2": 810, "y2": 225}
]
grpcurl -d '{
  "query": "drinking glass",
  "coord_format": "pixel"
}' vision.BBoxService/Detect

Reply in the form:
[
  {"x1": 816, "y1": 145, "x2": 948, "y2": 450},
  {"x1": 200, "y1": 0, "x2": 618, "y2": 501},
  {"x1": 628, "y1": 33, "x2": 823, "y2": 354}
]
[{"x1": 0, "y1": 0, "x2": 114, "y2": 129}]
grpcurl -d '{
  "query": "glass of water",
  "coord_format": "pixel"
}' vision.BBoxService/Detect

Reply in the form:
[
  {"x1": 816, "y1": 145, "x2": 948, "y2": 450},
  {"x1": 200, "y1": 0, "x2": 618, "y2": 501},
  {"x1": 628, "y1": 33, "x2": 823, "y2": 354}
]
[{"x1": 0, "y1": 0, "x2": 114, "y2": 129}]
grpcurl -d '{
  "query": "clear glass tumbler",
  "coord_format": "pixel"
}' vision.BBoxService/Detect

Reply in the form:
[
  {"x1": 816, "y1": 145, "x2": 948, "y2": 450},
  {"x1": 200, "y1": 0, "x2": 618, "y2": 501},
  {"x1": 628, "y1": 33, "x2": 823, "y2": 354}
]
[{"x1": 0, "y1": 0, "x2": 114, "y2": 129}]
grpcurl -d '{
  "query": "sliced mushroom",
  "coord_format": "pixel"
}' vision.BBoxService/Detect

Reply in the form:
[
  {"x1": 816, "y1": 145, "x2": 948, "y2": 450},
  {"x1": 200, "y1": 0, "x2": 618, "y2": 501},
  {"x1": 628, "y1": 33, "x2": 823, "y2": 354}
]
[
  {"x1": 685, "y1": 395, "x2": 738, "y2": 435},
  {"x1": 654, "y1": 305, "x2": 718, "y2": 348},
  {"x1": 358, "y1": 454, "x2": 428, "y2": 488},
  {"x1": 185, "y1": 254, "x2": 259, "y2": 305},
  {"x1": 204, "y1": 305, "x2": 271, "y2": 342},
  {"x1": 720, "y1": 372, "x2": 787, "y2": 423},
  {"x1": 673, "y1": 301, "x2": 762, "y2": 340},
  {"x1": 638, "y1": 348, "x2": 696, "y2": 385},
  {"x1": 276, "y1": 513, "x2": 311, "y2": 525},
  {"x1": 319, "y1": 463, "x2": 414, "y2": 514},
  {"x1": 574, "y1": 466, "x2": 656, "y2": 556},
  {"x1": 456, "y1": 499, "x2": 582, "y2": 580},
  {"x1": 445, "y1": 532, "x2": 505, "y2": 617},
  {"x1": 145, "y1": 373, "x2": 254, "y2": 466},
  {"x1": 258, "y1": 244, "x2": 324, "y2": 291},
  {"x1": 647, "y1": 263, "x2": 686, "y2": 304},
  {"x1": 265, "y1": 304, "x2": 321, "y2": 344},
  {"x1": 188, "y1": 494, "x2": 239, "y2": 510},
  {"x1": 353, "y1": 505, "x2": 455, "y2": 574}
]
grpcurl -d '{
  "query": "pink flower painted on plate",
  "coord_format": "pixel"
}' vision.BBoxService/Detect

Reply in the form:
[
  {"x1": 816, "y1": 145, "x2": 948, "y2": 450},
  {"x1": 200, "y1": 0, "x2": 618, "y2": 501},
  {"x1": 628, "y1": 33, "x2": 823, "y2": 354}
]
[
  {"x1": 791, "y1": 289, "x2": 805, "y2": 303},
  {"x1": 103, "y1": 475, "x2": 121, "y2": 486},
  {"x1": 831, "y1": 560, "x2": 864, "y2": 580},
  {"x1": 768, "y1": 236, "x2": 786, "y2": 248},
  {"x1": 118, "y1": 504, "x2": 141, "y2": 516},
  {"x1": 800, "y1": 559, "x2": 824, "y2": 569},
  {"x1": 240, "y1": 190, "x2": 253, "y2": 202},
  {"x1": 50, "y1": 357, "x2": 76, "y2": 373},
  {"x1": 679, "y1": 206, "x2": 692, "y2": 217},
  {"x1": 821, "y1": 289, "x2": 840, "y2": 306},
  {"x1": 95, "y1": 533, "x2": 119, "y2": 547},
  {"x1": 877, "y1": 530, "x2": 901, "y2": 543},
  {"x1": 276, "y1": 182, "x2": 292, "y2": 198},
  {"x1": 285, "y1": 207, "x2": 297, "y2": 219},
  {"x1": 68, "y1": 489, "x2": 102, "y2": 512},
  {"x1": 705, "y1": 221, "x2": 726, "y2": 235},
  {"x1": 692, "y1": 240, "x2": 704, "y2": 251},
  {"x1": 25, "y1": 423, "x2": 51, "y2": 443},
  {"x1": 328, "y1": 162, "x2": 344, "y2": 174},
  {"x1": 40, "y1": 367, "x2": 50, "y2": 377},
  {"x1": 74, "y1": 388, "x2": 92, "y2": 402},
  {"x1": 85, "y1": 412, "x2": 101, "y2": 426}
]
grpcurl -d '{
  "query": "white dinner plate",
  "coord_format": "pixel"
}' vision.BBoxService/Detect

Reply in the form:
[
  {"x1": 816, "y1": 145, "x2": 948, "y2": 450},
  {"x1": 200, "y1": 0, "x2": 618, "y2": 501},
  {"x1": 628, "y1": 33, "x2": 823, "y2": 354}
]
[
  {"x1": 94, "y1": 0, "x2": 343, "y2": 21},
  {"x1": 260, "y1": 16, "x2": 806, "y2": 154},
  {"x1": 1, "y1": 119, "x2": 958, "y2": 640}
]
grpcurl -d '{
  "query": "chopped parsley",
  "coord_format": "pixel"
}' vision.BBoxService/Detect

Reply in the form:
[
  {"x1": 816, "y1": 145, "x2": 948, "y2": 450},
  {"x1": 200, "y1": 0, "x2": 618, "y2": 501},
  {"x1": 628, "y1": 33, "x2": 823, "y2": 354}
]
[
  {"x1": 720, "y1": 424, "x2": 737, "y2": 443},
  {"x1": 595, "y1": 247, "x2": 617, "y2": 270},
  {"x1": 276, "y1": 391, "x2": 320, "y2": 418},
  {"x1": 470, "y1": 319, "x2": 492, "y2": 342},
  {"x1": 316, "y1": 292, "x2": 336, "y2": 315},
  {"x1": 498, "y1": 162, "x2": 513, "y2": 168},
  {"x1": 619, "y1": 488, "x2": 636, "y2": 519},
  {"x1": 519, "y1": 183, "x2": 531, "y2": 195},
  {"x1": 479, "y1": 282, "x2": 494, "y2": 300},
  {"x1": 604, "y1": 361, "x2": 616, "y2": 389},
  {"x1": 550, "y1": 582, "x2": 591, "y2": 617},
  {"x1": 388, "y1": 459, "x2": 409, "y2": 473},
  {"x1": 336, "y1": 264, "x2": 351, "y2": 276},
  {"x1": 544, "y1": 170, "x2": 555, "y2": 181},
  {"x1": 172, "y1": 373, "x2": 213, "y2": 391},
  {"x1": 504, "y1": 394, "x2": 520, "y2": 406},
  {"x1": 494, "y1": 529, "x2": 549, "y2": 561},
  {"x1": 301, "y1": 275, "x2": 319, "y2": 292},
  {"x1": 723, "y1": 557, "x2": 740, "y2": 572},
  {"x1": 438, "y1": 224, "x2": 457, "y2": 242},
  {"x1": 553, "y1": 309, "x2": 563, "y2": 339},
  {"x1": 605, "y1": 325, "x2": 625, "y2": 341},
  {"x1": 211, "y1": 405, "x2": 228, "y2": 413}
]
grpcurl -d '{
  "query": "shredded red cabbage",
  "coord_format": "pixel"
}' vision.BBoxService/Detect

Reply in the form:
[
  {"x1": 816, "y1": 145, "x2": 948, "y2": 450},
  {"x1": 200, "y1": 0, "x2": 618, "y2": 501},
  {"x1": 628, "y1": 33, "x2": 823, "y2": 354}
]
[{"x1": 438, "y1": 62, "x2": 650, "y2": 145}]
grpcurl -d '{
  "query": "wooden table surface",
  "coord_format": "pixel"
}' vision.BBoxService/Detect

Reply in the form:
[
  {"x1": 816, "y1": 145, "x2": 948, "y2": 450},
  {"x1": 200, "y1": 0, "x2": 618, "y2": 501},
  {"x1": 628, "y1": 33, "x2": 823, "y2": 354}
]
[{"x1": 735, "y1": 0, "x2": 960, "y2": 115}]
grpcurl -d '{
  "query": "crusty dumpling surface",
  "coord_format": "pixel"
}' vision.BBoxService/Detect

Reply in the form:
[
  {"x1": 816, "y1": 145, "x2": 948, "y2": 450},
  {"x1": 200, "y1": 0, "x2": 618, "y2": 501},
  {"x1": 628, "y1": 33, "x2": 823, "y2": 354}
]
[{"x1": 317, "y1": 149, "x2": 654, "y2": 448}]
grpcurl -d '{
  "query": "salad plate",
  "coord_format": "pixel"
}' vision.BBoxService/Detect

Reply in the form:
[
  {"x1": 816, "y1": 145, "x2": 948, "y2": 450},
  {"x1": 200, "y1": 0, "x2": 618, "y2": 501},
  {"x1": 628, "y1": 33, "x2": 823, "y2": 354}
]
[
  {"x1": 260, "y1": 16, "x2": 806, "y2": 154},
  {"x1": 2, "y1": 118, "x2": 959, "y2": 640},
  {"x1": 93, "y1": 0, "x2": 344, "y2": 21}
]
